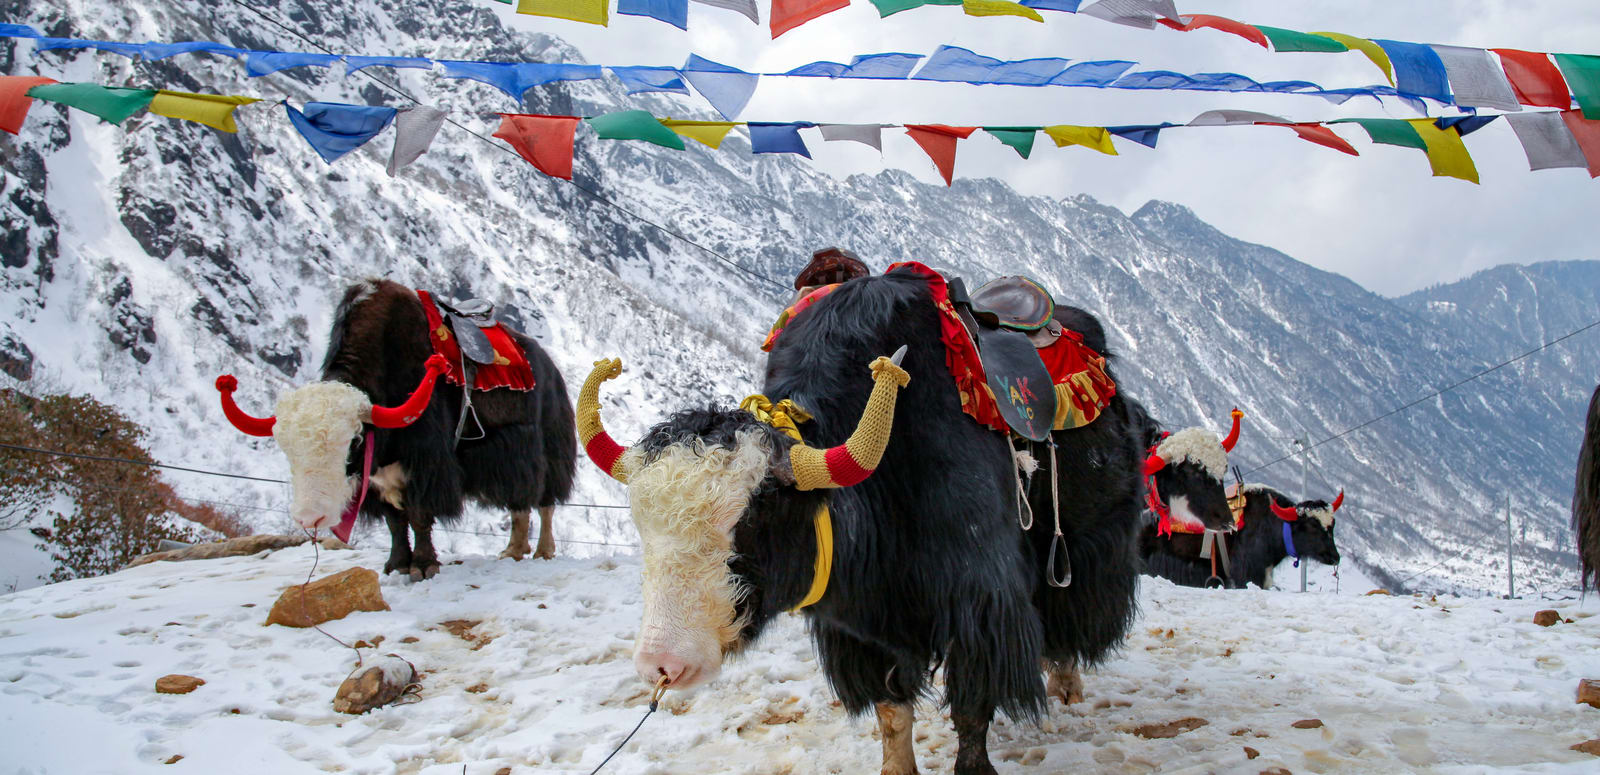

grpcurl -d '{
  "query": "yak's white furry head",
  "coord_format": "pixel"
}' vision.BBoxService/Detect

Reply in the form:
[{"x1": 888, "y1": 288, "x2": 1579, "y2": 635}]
[
  {"x1": 1155, "y1": 427, "x2": 1228, "y2": 480},
  {"x1": 1302, "y1": 506, "x2": 1336, "y2": 530},
  {"x1": 273, "y1": 381, "x2": 371, "y2": 531},
  {"x1": 627, "y1": 428, "x2": 773, "y2": 690}
]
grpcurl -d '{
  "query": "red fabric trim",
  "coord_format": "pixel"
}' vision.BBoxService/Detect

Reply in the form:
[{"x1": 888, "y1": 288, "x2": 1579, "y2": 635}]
[
  {"x1": 1492, "y1": 49, "x2": 1572, "y2": 109},
  {"x1": 417, "y1": 290, "x2": 537, "y2": 391},
  {"x1": 1036, "y1": 328, "x2": 1117, "y2": 424},
  {"x1": 823, "y1": 444, "x2": 873, "y2": 487},
  {"x1": 885, "y1": 262, "x2": 1008, "y2": 434},
  {"x1": 762, "y1": 283, "x2": 840, "y2": 352},
  {"x1": 585, "y1": 433, "x2": 626, "y2": 479},
  {"x1": 1157, "y1": 14, "x2": 1269, "y2": 49}
]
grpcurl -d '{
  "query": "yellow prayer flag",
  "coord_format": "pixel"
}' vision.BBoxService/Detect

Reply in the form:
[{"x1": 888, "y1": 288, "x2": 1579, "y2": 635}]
[
  {"x1": 147, "y1": 91, "x2": 261, "y2": 133},
  {"x1": 516, "y1": 0, "x2": 608, "y2": 26},
  {"x1": 962, "y1": 0, "x2": 1044, "y2": 22},
  {"x1": 1043, "y1": 125, "x2": 1118, "y2": 155},
  {"x1": 661, "y1": 119, "x2": 739, "y2": 149},
  {"x1": 1408, "y1": 120, "x2": 1480, "y2": 184},
  {"x1": 1311, "y1": 32, "x2": 1395, "y2": 85}
]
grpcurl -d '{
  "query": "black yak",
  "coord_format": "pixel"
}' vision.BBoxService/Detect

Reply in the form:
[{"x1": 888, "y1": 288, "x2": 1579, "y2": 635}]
[
  {"x1": 1573, "y1": 384, "x2": 1600, "y2": 590},
  {"x1": 216, "y1": 279, "x2": 576, "y2": 579},
  {"x1": 1144, "y1": 485, "x2": 1342, "y2": 589},
  {"x1": 1026, "y1": 307, "x2": 1239, "y2": 706},
  {"x1": 579, "y1": 266, "x2": 1048, "y2": 775}
]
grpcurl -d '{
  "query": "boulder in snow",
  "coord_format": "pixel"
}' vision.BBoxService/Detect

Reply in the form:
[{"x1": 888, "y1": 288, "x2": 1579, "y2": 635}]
[
  {"x1": 265, "y1": 567, "x2": 388, "y2": 628},
  {"x1": 1533, "y1": 610, "x2": 1560, "y2": 627},
  {"x1": 129, "y1": 534, "x2": 348, "y2": 568},
  {"x1": 155, "y1": 674, "x2": 205, "y2": 695},
  {"x1": 1577, "y1": 679, "x2": 1600, "y2": 709},
  {"x1": 1571, "y1": 739, "x2": 1600, "y2": 756},
  {"x1": 1291, "y1": 719, "x2": 1324, "y2": 729},
  {"x1": 333, "y1": 655, "x2": 417, "y2": 715},
  {"x1": 1128, "y1": 717, "x2": 1208, "y2": 739}
]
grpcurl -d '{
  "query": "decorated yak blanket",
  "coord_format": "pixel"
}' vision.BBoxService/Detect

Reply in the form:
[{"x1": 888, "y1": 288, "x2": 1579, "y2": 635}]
[{"x1": 416, "y1": 290, "x2": 536, "y2": 391}]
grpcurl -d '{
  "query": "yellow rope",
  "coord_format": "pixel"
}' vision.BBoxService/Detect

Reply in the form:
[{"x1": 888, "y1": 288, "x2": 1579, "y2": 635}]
[{"x1": 740, "y1": 393, "x2": 831, "y2": 611}]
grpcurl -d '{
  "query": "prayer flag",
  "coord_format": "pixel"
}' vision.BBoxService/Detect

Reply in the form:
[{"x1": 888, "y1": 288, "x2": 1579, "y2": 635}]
[
  {"x1": 1429, "y1": 45, "x2": 1520, "y2": 111},
  {"x1": 147, "y1": 91, "x2": 260, "y2": 133},
  {"x1": 1346, "y1": 118, "x2": 1426, "y2": 149},
  {"x1": 1188, "y1": 110, "x2": 1287, "y2": 126},
  {"x1": 984, "y1": 127, "x2": 1038, "y2": 158},
  {"x1": 787, "y1": 53, "x2": 923, "y2": 80},
  {"x1": 681, "y1": 55, "x2": 759, "y2": 120},
  {"x1": 868, "y1": 0, "x2": 960, "y2": 17},
  {"x1": 516, "y1": 0, "x2": 609, "y2": 26},
  {"x1": 1079, "y1": 0, "x2": 1178, "y2": 29},
  {"x1": 493, "y1": 114, "x2": 581, "y2": 180},
  {"x1": 1408, "y1": 119, "x2": 1479, "y2": 183},
  {"x1": 1262, "y1": 123, "x2": 1358, "y2": 156},
  {"x1": 747, "y1": 122, "x2": 812, "y2": 157},
  {"x1": 1553, "y1": 55, "x2": 1600, "y2": 119},
  {"x1": 1434, "y1": 115, "x2": 1498, "y2": 137},
  {"x1": 0, "y1": 24, "x2": 40, "y2": 38},
  {"x1": 1503, "y1": 112, "x2": 1588, "y2": 172},
  {"x1": 0, "y1": 76, "x2": 56, "y2": 135},
  {"x1": 387, "y1": 105, "x2": 448, "y2": 176},
  {"x1": 913, "y1": 46, "x2": 1068, "y2": 86},
  {"x1": 618, "y1": 0, "x2": 689, "y2": 29},
  {"x1": 26, "y1": 83, "x2": 155, "y2": 125},
  {"x1": 139, "y1": 42, "x2": 243, "y2": 60},
  {"x1": 904, "y1": 124, "x2": 976, "y2": 185},
  {"x1": 609, "y1": 66, "x2": 690, "y2": 95},
  {"x1": 1256, "y1": 27, "x2": 1347, "y2": 54},
  {"x1": 284, "y1": 102, "x2": 398, "y2": 164},
  {"x1": 1156, "y1": 15, "x2": 1268, "y2": 49},
  {"x1": 242, "y1": 51, "x2": 339, "y2": 77},
  {"x1": 818, "y1": 123, "x2": 883, "y2": 150},
  {"x1": 1043, "y1": 125, "x2": 1117, "y2": 154},
  {"x1": 587, "y1": 110, "x2": 685, "y2": 149},
  {"x1": 1106, "y1": 124, "x2": 1171, "y2": 147},
  {"x1": 1312, "y1": 32, "x2": 1394, "y2": 84},
  {"x1": 962, "y1": 0, "x2": 1044, "y2": 22},
  {"x1": 1560, "y1": 110, "x2": 1600, "y2": 177},
  {"x1": 772, "y1": 0, "x2": 850, "y2": 38},
  {"x1": 1374, "y1": 40, "x2": 1452, "y2": 104},
  {"x1": 1018, "y1": 0, "x2": 1082, "y2": 10},
  {"x1": 661, "y1": 118, "x2": 739, "y2": 149},
  {"x1": 345, "y1": 56, "x2": 433, "y2": 74},
  {"x1": 439, "y1": 61, "x2": 603, "y2": 102},
  {"x1": 1492, "y1": 49, "x2": 1571, "y2": 109},
  {"x1": 691, "y1": 0, "x2": 760, "y2": 24}
]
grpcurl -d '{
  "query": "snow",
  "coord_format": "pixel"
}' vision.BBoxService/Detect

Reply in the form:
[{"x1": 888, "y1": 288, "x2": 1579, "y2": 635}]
[{"x1": 4, "y1": 546, "x2": 1599, "y2": 773}]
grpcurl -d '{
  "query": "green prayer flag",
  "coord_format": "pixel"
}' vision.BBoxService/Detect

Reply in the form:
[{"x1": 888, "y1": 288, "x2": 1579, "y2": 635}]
[
  {"x1": 984, "y1": 127, "x2": 1037, "y2": 159},
  {"x1": 1553, "y1": 54, "x2": 1600, "y2": 119},
  {"x1": 26, "y1": 83, "x2": 155, "y2": 125},
  {"x1": 1256, "y1": 26, "x2": 1348, "y2": 54},
  {"x1": 586, "y1": 110, "x2": 685, "y2": 150},
  {"x1": 868, "y1": 0, "x2": 959, "y2": 18},
  {"x1": 1345, "y1": 118, "x2": 1426, "y2": 150}
]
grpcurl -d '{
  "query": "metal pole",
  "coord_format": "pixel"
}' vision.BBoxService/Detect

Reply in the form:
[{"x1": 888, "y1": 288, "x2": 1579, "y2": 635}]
[
  {"x1": 1505, "y1": 494, "x2": 1515, "y2": 599},
  {"x1": 1300, "y1": 434, "x2": 1309, "y2": 593}
]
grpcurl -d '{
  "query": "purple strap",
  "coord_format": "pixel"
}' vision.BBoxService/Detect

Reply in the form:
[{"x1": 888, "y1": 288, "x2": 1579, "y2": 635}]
[
  {"x1": 332, "y1": 431, "x2": 374, "y2": 544},
  {"x1": 1282, "y1": 520, "x2": 1299, "y2": 568}
]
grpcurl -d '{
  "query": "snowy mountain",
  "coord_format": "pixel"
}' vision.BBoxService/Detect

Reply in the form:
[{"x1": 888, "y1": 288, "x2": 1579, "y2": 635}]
[{"x1": 1, "y1": 0, "x2": 1596, "y2": 594}]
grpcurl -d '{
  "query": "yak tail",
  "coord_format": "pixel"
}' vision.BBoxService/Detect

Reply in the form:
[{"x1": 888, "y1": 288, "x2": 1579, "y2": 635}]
[{"x1": 1575, "y1": 384, "x2": 1600, "y2": 592}]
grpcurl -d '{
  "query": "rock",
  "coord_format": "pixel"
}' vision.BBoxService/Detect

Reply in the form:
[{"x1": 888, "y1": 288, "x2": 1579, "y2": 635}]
[
  {"x1": 1129, "y1": 717, "x2": 1209, "y2": 739},
  {"x1": 333, "y1": 655, "x2": 417, "y2": 714},
  {"x1": 1534, "y1": 610, "x2": 1561, "y2": 627},
  {"x1": 155, "y1": 675, "x2": 205, "y2": 694},
  {"x1": 1260, "y1": 768, "x2": 1292, "y2": 775},
  {"x1": 1290, "y1": 719, "x2": 1323, "y2": 729},
  {"x1": 265, "y1": 568, "x2": 389, "y2": 628},
  {"x1": 128, "y1": 534, "x2": 309, "y2": 568},
  {"x1": 1577, "y1": 679, "x2": 1600, "y2": 708},
  {"x1": 1244, "y1": 747, "x2": 1260, "y2": 760},
  {"x1": 1365, "y1": 589, "x2": 1390, "y2": 596},
  {"x1": 495, "y1": 769, "x2": 512, "y2": 775},
  {"x1": 400, "y1": 636, "x2": 420, "y2": 644},
  {"x1": 164, "y1": 755, "x2": 184, "y2": 765},
  {"x1": 1572, "y1": 739, "x2": 1600, "y2": 756},
  {"x1": 466, "y1": 683, "x2": 489, "y2": 694}
]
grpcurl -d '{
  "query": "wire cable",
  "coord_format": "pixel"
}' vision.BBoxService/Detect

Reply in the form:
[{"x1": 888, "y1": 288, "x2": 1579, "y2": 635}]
[{"x1": 0, "y1": 441, "x2": 287, "y2": 483}]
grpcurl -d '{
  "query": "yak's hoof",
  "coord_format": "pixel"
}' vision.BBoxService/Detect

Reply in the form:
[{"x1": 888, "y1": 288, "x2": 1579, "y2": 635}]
[
  {"x1": 384, "y1": 557, "x2": 412, "y2": 575},
  {"x1": 499, "y1": 544, "x2": 531, "y2": 561},
  {"x1": 534, "y1": 541, "x2": 556, "y2": 560},
  {"x1": 407, "y1": 563, "x2": 440, "y2": 582},
  {"x1": 880, "y1": 764, "x2": 919, "y2": 775}
]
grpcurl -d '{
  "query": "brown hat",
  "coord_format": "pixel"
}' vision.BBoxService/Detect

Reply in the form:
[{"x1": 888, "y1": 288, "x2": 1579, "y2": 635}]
[{"x1": 794, "y1": 247, "x2": 869, "y2": 290}]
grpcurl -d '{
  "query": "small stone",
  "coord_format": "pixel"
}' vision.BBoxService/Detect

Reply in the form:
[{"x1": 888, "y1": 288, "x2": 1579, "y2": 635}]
[
  {"x1": 1129, "y1": 717, "x2": 1208, "y2": 739},
  {"x1": 400, "y1": 636, "x2": 420, "y2": 644},
  {"x1": 1571, "y1": 739, "x2": 1600, "y2": 756},
  {"x1": 265, "y1": 567, "x2": 389, "y2": 628},
  {"x1": 354, "y1": 640, "x2": 372, "y2": 649},
  {"x1": 1365, "y1": 589, "x2": 1390, "y2": 596},
  {"x1": 495, "y1": 768, "x2": 512, "y2": 775},
  {"x1": 1244, "y1": 747, "x2": 1260, "y2": 760},
  {"x1": 1291, "y1": 719, "x2": 1323, "y2": 729},
  {"x1": 466, "y1": 683, "x2": 489, "y2": 694},
  {"x1": 155, "y1": 675, "x2": 205, "y2": 695},
  {"x1": 164, "y1": 755, "x2": 184, "y2": 765},
  {"x1": 333, "y1": 655, "x2": 417, "y2": 715},
  {"x1": 537, "y1": 603, "x2": 547, "y2": 609},
  {"x1": 1577, "y1": 679, "x2": 1600, "y2": 708},
  {"x1": 1260, "y1": 768, "x2": 1292, "y2": 775},
  {"x1": 1534, "y1": 610, "x2": 1561, "y2": 627}
]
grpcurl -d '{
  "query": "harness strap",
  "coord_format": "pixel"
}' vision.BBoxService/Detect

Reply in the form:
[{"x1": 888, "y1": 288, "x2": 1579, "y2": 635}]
[
  {"x1": 1045, "y1": 441, "x2": 1071, "y2": 588},
  {"x1": 740, "y1": 394, "x2": 833, "y2": 612},
  {"x1": 1282, "y1": 521, "x2": 1300, "y2": 568},
  {"x1": 332, "y1": 431, "x2": 374, "y2": 544}
]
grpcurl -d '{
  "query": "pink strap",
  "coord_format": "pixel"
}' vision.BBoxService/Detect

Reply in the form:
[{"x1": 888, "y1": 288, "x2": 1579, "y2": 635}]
[{"x1": 332, "y1": 431, "x2": 374, "y2": 544}]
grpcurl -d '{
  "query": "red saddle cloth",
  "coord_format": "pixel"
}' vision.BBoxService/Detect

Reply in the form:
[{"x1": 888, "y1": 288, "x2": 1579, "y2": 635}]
[{"x1": 416, "y1": 290, "x2": 536, "y2": 391}]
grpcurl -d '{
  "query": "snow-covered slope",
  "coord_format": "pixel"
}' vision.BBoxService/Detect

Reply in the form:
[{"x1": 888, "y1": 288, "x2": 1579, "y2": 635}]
[
  {"x1": 1, "y1": 0, "x2": 1596, "y2": 593},
  {"x1": 2, "y1": 545, "x2": 1599, "y2": 774}
]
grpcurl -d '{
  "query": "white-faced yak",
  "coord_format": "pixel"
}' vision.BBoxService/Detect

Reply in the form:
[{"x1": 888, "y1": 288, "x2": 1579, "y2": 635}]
[
  {"x1": 1144, "y1": 485, "x2": 1342, "y2": 589},
  {"x1": 216, "y1": 279, "x2": 576, "y2": 579},
  {"x1": 1025, "y1": 307, "x2": 1239, "y2": 707},
  {"x1": 579, "y1": 266, "x2": 1069, "y2": 775},
  {"x1": 1573, "y1": 384, "x2": 1600, "y2": 590}
]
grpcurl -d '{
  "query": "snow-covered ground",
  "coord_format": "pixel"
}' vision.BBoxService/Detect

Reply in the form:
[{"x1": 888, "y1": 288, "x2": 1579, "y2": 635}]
[{"x1": 3, "y1": 545, "x2": 1599, "y2": 774}]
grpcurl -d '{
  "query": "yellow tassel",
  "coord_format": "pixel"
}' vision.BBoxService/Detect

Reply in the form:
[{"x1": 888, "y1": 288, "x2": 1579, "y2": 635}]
[{"x1": 790, "y1": 504, "x2": 832, "y2": 612}]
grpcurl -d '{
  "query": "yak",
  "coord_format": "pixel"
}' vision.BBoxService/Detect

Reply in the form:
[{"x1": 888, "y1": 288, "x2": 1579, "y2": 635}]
[
  {"x1": 1027, "y1": 307, "x2": 1239, "y2": 706},
  {"x1": 1144, "y1": 485, "x2": 1342, "y2": 589},
  {"x1": 1573, "y1": 384, "x2": 1600, "y2": 590},
  {"x1": 579, "y1": 267, "x2": 1055, "y2": 775},
  {"x1": 216, "y1": 279, "x2": 576, "y2": 579}
]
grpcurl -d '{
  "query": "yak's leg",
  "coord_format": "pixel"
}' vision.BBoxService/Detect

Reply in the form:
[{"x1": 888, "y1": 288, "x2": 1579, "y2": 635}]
[
  {"x1": 382, "y1": 511, "x2": 412, "y2": 576},
  {"x1": 951, "y1": 704, "x2": 998, "y2": 775},
  {"x1": 408, "y1": 513, "x2": 441, "y2": 581},
  {"x1": 876, "y1": 702, "x2": 918, "y2": 775},
  {"x1": 1044, "y1": 657, "x2": 1084, "y2": 705},
  {"x1": 534, "y1": 505, "x2": 556, "y2": 560},
  {"x1": 499, "y1": 509, "x2": 532, "y2": 561}
]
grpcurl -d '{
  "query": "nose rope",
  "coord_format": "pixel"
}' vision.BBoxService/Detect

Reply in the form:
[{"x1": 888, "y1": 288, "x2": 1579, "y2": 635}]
[{"x1": 589, "y1": 675, "x2": 669, "y2": 775}]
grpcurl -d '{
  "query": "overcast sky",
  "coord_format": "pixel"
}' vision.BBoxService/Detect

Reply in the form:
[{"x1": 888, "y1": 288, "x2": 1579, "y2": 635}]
[{"x1": 494, "y1": 1, "x2": 1600, "y2": 296}]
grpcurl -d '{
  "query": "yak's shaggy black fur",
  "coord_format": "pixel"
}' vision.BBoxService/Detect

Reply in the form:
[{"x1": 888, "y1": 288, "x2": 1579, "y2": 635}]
[
  {"x1": 321, "y1": 279, "x2": 576, "y2": 578},
  {"x1": 1573, "y1": 384, "x2": 1600, "y2": 591},
  {"x1": 1143, "y1": 486, "x2": 1339, "y2": 589}
]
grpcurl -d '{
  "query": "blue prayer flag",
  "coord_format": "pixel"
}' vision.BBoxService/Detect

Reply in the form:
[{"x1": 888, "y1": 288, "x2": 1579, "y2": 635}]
[
  {"x1": 0, "y1": 24, "x2": 40, "y2": 38},
  {"x1": 438, "y1": 61, "x2": 603, "y2": 101},
  {"x1": 1436, "y1": 114, "x2": 1498, "y2": 136},
  {"x1": 140, "y1": 41, "x2": 243, "y2": 60},
  {"x1": 609, "y1": 66, "x2": 690, "y2": 95},
  {"x1": 243, "y1": 51, "x2": 340, "y2": 77},
  {"x1": 345, "y1": 56, "x2": 433, "y2": 74},
  {"x1": 682, "y1": 55, "x2": 759, "y2": 120},
  {"x1": 1374, "y1": 40, "x2": 1453, "y2": 104},
  {"x1": 1049, "y1": 60, "x2": 1136, "y2": 87},
  {"x1": 284, "y1": 102, "x2": 398, "y2": 164},
  {"x1": 33, "y1": 38, "x2": 146, "y2": 58},
  {"x1": 1018, "y1": 0, "x2": 1082, "y2": 10},
  {"x1": 913, "y1": 46, "x2": 1069, "y2": 86},
  {"x1": 748, "y1": 122, "x2": 813, "y2": 157},
  {"x1": 1106, "y1": 124, "x2": 1173, "y2": 148},
  {"x1": 788, "y1": 53, "x2": 922, "y2": 80},
  {"x1": 618, "y1": 0, "x2": 690, "y2": 29}
]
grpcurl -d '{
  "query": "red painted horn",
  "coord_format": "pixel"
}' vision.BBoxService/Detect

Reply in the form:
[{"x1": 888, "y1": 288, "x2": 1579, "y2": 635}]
[
  {"x1": 1330, "y1": 489, "x2": 1345, "y2": 512},
  {"x1": 1270, "y1": 499, "x2": 1299, "y2": 522},
  {"x1": 369, "y1": 354, "x2": 450, "y2": 429},
  {"x1": 215, "y1": 375, "x2": 276, "y2": 437},
  {"x1": 1220, "y1": 407, "x2": 1243, "y2": 452},
  {"x1": 1142, "y1": 450, "x2": 1166, "y2": 475}
]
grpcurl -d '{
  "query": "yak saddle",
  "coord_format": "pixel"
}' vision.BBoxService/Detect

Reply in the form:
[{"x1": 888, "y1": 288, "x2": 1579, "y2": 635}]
[{"x1": 948, "y1": 275, "x2": 1060, "y2": 442}]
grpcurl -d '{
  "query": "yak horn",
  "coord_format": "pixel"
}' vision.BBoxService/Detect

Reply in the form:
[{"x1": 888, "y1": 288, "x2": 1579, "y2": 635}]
[
  {"x1": 577, "y1": 358, "x2": 632, "y2": 483},
  {"x1": 369, "y1": 354, "x2": 450, "y2": 429},
  {"x1": 1270, "y1": 499, "x2": 1299, "y2": 522},
  {"x1": 1142, "y1": 451, "x2": 1167, "y2": 476},
  {"x1": 1220, "y1": 407, "x2": 1243, "y2": 452},
  {"x1": 1331, "y1": 489, "x2": 1345, "y2": 512},
  {"x1": 788, "y1": 346, "x2": 911, "y2": 491},
  {"x1": 215, "y1": 375, "x2": 276, "y2": 437}
]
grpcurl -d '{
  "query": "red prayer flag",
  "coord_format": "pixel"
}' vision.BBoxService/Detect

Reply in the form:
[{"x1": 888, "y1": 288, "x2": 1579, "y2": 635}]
[
  {"x1": 771, "y1": 0, "x2": 850, "y2": 39},
  {"x1": 1492, "y1": 49, "x2": 1571, "y2": 109},
  {"x1": 1157, "y1": 14, "x2": 1270, "y2": 49},
  {"x1": 905, "y1": 125, "x2": 977, "y2": 187},
  {"x1": 1263, "y1": 122, "x2": 1359, "y2": 156},
  {"x1": 1560, "y1": 110, "x2": 1600, "y2": 178},
  {"x1": 493, "y1": 113, "x2": 581, "y2": 180},
  {"x1": 0, "y1": 76, "x2": 58, "y2": 135}
]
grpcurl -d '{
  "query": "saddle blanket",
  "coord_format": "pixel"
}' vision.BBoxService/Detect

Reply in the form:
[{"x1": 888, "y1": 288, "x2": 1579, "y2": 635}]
[{"x1": 416, "y1": 289, "x2": 536, "y2": 391}]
